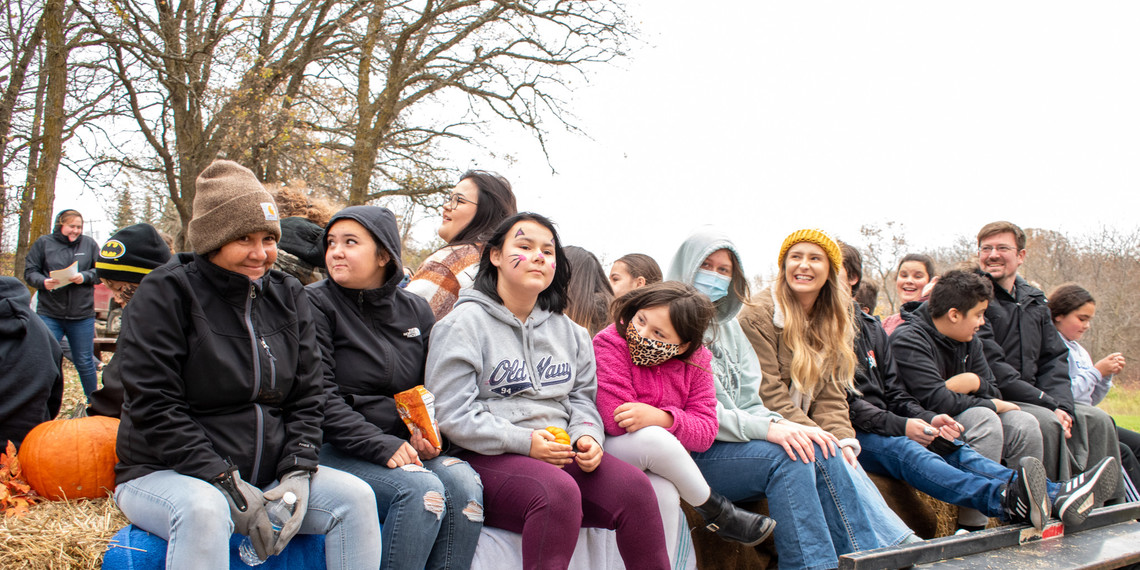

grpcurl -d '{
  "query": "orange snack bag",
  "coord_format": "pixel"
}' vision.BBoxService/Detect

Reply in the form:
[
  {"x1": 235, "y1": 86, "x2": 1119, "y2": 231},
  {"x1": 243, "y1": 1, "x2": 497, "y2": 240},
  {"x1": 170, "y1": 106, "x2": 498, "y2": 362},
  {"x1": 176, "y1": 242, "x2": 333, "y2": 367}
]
[{"x1": 395, "y1": 386, "x2": 443, "y2": 450}]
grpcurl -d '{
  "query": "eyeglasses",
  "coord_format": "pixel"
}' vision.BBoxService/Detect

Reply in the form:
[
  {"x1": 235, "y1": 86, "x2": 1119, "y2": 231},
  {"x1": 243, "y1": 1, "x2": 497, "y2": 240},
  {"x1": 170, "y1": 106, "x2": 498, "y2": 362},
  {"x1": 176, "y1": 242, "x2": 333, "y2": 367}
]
[
  {"x1": 443, "y1": 193, "x2": 477, "y2": 209},
  {"x1": 979, "y1": 245, "x2": 1018, "y2": 254}
]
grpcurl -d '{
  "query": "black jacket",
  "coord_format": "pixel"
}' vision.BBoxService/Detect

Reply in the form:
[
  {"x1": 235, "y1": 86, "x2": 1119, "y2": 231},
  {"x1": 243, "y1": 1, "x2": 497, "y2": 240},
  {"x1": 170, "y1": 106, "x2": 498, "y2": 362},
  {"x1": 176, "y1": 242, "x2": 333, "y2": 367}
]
[
  {"x1": 24, "y1": 230, "x2": 99, "y2": 319},
  {"x1": 975, "y1": 271, "x2": 1074, "y2": 415},
  {"x1": 307, "y1": 206, "x2": 435, "y2": 465},
  {"x1": 890, "y1": 302, "x2": 1000, "y2": 416},
  {"x1": 849, "y1": 306, "x2": 936, "y2": 437},
  {"x1": 115, "y1": 253, "x2": 324, "y2": 487},
  {"x1": 0, "y1": 277, "x2": 63, "y2": 447}
]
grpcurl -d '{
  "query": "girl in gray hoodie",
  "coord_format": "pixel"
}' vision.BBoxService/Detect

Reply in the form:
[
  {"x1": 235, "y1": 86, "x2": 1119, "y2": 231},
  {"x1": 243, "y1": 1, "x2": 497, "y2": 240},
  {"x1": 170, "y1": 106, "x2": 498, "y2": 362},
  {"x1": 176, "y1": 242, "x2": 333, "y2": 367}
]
[{"x1": 426, "y1": 213, "x2": 669, "y2": 570}]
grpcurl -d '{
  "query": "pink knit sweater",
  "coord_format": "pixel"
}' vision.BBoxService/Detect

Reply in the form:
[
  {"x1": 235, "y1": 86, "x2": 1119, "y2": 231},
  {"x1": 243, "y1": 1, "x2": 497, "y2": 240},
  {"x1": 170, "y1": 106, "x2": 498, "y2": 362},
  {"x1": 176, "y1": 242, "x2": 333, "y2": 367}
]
[{"x1": 593, "y1": 324, "x2": 718, "y2": 452}]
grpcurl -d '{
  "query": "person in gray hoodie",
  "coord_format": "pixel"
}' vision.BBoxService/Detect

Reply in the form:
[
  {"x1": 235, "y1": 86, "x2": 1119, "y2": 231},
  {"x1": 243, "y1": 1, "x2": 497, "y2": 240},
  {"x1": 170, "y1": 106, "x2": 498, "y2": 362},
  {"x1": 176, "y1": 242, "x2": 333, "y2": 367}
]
[
  {"x1": 669, "y1": 229, "x2": 896, "y2": 570},
  {"x1": 425, "y1": 213, "x2": 669, "y2": 570}
]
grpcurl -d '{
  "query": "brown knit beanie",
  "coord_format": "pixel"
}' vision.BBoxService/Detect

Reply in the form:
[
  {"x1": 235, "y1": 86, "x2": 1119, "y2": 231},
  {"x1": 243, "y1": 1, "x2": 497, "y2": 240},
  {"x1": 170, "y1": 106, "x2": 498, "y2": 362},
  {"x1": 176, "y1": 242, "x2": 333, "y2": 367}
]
[
  {"x1": 777, "y1": 228, "x2": 842, "y2": 273},
  {"x1": 187, "y1": 160, "x2": 282, "y2": 255}
]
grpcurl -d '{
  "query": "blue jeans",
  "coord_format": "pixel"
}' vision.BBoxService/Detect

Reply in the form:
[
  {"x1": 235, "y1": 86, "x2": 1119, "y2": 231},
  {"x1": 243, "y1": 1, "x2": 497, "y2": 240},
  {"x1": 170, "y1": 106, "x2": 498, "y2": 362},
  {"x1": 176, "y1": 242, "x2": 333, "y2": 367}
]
[
  {"x1": 857, "y1": 431, "x2": 1060, "y2": 519},
  {"x1": 692, "y1": 440, "x2": 886, "y2": 570},
  {"x1": 321, "y1": 444, "x2": 483, "y2": 570},
  {"x1": 845, "y1": 459, "x2": 916, "y2": 545},
  {"x1": 40, "y1": 315, "x2": 97, "y2": 399},
  {"x1": 114, "y1": 467, "x2": 382, "y2": 570}
]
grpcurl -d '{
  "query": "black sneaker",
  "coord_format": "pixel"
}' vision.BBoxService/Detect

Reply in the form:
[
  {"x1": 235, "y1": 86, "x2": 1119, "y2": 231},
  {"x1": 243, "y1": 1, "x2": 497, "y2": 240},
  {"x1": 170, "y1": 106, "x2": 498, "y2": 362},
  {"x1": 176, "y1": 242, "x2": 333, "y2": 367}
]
[
  {"x1": 1003, "y1": 457, "x2": 1050, "y2": 531},
  {"x1": 1053, "y1": 456, "x2": 1119, "y2": 527}
]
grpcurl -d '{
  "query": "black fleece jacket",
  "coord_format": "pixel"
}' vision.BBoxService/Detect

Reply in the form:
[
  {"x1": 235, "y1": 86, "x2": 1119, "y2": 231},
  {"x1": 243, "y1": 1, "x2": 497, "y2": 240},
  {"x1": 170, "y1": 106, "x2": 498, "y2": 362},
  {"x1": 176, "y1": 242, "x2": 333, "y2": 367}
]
[
  {"x1": 889, "y1": 302, "x2": 1000, "y2": 416},
  {"x1": 307, "y1": 206, "x2": 435, "y2": 465},
  {"x1": 975, "y1": 271, "x2": 1074, "y2": 415},
  {"x1": 0, "y1": 277, "x2": 63, "y2": 448},
  {"x1": 23, "y1": 230, "x2": 99, "y2": 319},
  {"x1": 849, "y1": 307, "x2": 937, "y2": 437},
  {"x1": 115, "y1": 253, "x2": 324, "y2": 487}
]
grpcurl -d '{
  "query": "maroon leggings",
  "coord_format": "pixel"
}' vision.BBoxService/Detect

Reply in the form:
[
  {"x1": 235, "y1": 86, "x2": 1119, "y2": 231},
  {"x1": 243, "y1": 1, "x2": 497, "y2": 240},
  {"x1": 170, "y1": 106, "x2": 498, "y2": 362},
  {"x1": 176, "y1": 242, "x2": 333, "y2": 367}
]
[{"x1": 461, "y1": 451, "x2": 669, "y2": 570}]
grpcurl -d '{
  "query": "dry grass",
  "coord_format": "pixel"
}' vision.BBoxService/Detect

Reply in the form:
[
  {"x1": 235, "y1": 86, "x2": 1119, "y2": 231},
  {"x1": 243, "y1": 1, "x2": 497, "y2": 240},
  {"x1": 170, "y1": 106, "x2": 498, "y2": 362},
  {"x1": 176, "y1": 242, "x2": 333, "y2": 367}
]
[{"x1": 0, "y1": 497, "x2": 128, "y2": 569}]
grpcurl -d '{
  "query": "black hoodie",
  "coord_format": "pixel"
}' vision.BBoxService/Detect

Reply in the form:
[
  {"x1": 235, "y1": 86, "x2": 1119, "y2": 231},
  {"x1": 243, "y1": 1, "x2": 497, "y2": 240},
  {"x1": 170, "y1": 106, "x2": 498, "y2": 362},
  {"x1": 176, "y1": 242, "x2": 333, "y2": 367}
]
[
  {"x1": 306, "y1": 206, "x2": 435, "y2": 464},
  {"x1": 975, "y1": 271, "x2": 1073, "y2": 415},
  {"x1": 889, "y1": 302, "x2": 1000, "y2": 416},
  {"x1": 0, "y1": 277, "x2": 63, "y2": 447},
  {"x1": 848, "y1": 307, "x2": 937, "y2": 437}
]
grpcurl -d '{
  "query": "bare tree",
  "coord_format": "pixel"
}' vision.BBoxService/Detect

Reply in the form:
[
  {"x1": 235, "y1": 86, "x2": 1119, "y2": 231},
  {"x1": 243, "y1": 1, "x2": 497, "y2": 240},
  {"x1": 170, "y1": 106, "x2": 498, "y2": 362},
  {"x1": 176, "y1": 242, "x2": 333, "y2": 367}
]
[
  {"x1": 858, "y1": 222, "x2": 909, "y2": 313},
  {"x1": 76, "y1": 0, "x2": 367, "y2": 249},
  {"x1": 288, "y1": 0, "x2": 634, "y2": 205}
]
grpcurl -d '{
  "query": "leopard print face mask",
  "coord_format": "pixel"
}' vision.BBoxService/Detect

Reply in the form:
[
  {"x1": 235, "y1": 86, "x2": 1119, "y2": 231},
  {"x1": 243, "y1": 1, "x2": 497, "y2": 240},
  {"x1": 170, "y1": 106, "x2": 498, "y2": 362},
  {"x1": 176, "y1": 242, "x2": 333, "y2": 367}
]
[{"x1": 625, "y1": 320, "x2": 682, "y2": 367}]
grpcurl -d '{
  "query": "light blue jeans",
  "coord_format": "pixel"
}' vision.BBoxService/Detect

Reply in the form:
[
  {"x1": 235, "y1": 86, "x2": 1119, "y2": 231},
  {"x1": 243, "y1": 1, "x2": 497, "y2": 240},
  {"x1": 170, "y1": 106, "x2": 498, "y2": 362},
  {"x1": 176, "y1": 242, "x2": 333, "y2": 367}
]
[
  {"x1": 692, "y1": 440, "x2": 887, "y2": 570},
  {"x1": 114, "y1": 467, "x2": 382, "y2": 570},
  {"x1": 320, "y1": 444, "x2": 484, "y2": 570},
  {"x1": 40, "y1": 315, "x2": 97, "y2": 398}
]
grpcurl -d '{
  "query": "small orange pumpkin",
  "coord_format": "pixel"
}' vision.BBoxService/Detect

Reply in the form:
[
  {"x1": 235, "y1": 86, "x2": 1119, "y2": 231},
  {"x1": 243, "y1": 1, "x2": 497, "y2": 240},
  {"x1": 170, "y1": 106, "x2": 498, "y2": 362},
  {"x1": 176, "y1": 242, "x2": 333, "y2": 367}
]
[
  {"x1": 20, "y1": 416, "x2": 120, "y2": 500},
  {"x1": 545, "y1": 426, "x2": 571, "y2": 446}
]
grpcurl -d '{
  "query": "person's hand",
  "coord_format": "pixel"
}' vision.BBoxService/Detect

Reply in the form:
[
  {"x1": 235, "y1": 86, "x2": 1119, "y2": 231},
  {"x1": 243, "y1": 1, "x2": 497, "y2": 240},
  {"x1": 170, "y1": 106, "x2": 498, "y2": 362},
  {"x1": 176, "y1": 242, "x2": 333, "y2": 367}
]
[
  {"x1": 920, "y1": 276, "x2": 939, "y2": 298},
  {"x1": 930, "y1": 414, "x2": 963, "y2": 441},
  {"x1": 409, "y1": 431, "x2": 440, "y2": 461},
  {"x1": 905, "y1": 418, "x2": 938, "y2": 446},
  {"x1": 212, "y1": 466, "x2": 273, "y2": 560},
  {"x1": 43, "y1": 278, "x2": 61, "y2": 291},
  {"x1": 991, "y1": 399, "x2": 1021, "y2": 414},
  {"x1": 1095, "y1": 353, "x2": 1125, "y2": 377},
  {"x1": 613, "y1": 402, "x2": 673, "y2": 433},
  {"x1": 841, "y1": 445, "x2": 859, "y2": 468},
  {"x1": 574, "y1": 435, "x2": 603, "y2": 472},
  {"x1": 529, "y1": 429, "x2": 575, "y2": 467},
  {"x1": 386, "y1": 441, "x2": 423, "y2": 468},
  {"x1": 766, "y1": 421, "x2": 839, "y2": 463},
  {"x1": 1055, "y1": 409, "x2": 1073, "y2": 439},
  {"x1": 264, "y1": 471, "x2": 311, "y2": 555},
  {"x1": 68, "y1": 273, "x2": 84, "y2": 284}
]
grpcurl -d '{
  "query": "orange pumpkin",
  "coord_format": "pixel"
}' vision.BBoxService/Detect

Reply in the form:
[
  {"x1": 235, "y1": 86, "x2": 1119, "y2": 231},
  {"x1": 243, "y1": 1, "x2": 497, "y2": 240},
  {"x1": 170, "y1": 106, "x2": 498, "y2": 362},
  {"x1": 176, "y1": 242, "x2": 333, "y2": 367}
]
[
  {"x1": 545, "y1": 426, "x2": 571, "y2": 446},
  {"x1": 20, "y1": 416, "x2": 120, "y2": 500}
]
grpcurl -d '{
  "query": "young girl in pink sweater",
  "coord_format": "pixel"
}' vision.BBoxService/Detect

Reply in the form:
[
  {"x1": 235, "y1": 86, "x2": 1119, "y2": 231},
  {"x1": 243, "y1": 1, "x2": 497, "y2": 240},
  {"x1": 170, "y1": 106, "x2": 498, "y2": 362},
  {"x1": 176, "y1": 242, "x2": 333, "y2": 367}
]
[{"x1": 593, "y1": 282, "x2": 775, "y2": 564}]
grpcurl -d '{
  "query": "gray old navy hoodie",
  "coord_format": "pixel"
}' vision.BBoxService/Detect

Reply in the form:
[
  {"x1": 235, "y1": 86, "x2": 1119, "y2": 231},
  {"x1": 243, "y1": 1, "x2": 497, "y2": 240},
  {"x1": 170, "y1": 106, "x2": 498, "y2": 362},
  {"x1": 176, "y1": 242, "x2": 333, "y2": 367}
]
[{"x1": 425, "y1": 288, "x2": 604, "y2": 456}]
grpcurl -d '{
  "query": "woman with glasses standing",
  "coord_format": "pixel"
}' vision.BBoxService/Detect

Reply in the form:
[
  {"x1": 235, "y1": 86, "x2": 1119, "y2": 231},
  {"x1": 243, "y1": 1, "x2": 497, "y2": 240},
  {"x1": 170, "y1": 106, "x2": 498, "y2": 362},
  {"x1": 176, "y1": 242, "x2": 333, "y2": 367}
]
[{"x1": 406, "y1": 171, "x2": 517, "y2": 319}]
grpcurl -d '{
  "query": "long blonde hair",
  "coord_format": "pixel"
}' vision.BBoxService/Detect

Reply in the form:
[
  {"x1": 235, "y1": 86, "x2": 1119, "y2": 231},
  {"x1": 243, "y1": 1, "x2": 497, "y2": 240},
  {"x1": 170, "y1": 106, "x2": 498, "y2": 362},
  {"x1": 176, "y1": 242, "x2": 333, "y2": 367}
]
[{"x1": 774, "y1": 247, "x2": 858, "y2": 396}]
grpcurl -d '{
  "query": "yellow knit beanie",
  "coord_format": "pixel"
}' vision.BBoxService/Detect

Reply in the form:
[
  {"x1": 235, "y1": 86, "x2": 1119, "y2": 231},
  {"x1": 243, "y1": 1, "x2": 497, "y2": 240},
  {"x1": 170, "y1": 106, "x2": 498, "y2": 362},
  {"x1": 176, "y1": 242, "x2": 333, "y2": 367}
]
[{"x1": 777, "y1": 229, "x2": 841, "y2": 273}]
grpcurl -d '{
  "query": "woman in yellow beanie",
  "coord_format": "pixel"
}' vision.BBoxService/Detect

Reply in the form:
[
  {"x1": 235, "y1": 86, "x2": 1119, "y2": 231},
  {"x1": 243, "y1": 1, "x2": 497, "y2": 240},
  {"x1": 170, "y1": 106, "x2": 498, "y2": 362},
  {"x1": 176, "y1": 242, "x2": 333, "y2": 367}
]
[
  {"x1": 739, "y1": 228, "x2": 918, "y2": 546},
  {"x1": 112, "y1": 160, "x2": 381, "y2": 569}
]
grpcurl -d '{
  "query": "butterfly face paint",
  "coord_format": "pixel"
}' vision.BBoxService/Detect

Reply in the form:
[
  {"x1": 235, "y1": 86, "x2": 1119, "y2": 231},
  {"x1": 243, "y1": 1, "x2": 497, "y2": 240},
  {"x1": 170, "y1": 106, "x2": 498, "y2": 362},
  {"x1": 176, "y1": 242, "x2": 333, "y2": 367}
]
[{"x1": 494, "y1": 220, "x2": 557, "y2": 295}]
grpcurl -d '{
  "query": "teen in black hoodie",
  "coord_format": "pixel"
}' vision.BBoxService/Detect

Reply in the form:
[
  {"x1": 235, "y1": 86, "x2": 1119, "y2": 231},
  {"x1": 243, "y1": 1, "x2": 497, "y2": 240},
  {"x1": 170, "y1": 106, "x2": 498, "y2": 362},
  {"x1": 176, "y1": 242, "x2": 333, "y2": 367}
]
[
  {"x1": 308, "y1": 206, "x2": 483, "y2": 570},
  {"x1": 0, "y1": 277, "x2": 62, "y2": 448}
]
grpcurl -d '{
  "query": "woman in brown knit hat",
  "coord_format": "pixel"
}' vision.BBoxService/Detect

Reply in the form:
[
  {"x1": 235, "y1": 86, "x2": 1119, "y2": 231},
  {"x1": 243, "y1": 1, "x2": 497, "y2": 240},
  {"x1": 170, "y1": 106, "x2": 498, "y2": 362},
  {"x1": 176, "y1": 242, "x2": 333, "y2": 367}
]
[{"x1": 111, "y1": 160, "x2": 381, "y2": 569}]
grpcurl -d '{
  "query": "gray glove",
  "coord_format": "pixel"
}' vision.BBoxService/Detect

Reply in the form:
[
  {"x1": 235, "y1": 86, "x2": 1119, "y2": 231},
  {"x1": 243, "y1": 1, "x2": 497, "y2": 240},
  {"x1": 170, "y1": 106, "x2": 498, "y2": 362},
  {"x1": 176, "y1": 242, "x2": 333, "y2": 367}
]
[
  {"x1": 263, "y1": 470, "x2": 311, "y2": 555},
  {"x1": 212, "y1": 465, "x2": 274, "y2": 560}
]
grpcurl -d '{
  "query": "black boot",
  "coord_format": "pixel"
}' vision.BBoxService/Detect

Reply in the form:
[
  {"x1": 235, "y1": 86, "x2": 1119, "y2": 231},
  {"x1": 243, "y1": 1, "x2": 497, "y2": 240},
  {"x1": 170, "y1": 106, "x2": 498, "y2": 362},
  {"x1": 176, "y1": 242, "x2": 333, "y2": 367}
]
[{"x1": 691, "y1": 492, "x2": 777, "y2": 547}]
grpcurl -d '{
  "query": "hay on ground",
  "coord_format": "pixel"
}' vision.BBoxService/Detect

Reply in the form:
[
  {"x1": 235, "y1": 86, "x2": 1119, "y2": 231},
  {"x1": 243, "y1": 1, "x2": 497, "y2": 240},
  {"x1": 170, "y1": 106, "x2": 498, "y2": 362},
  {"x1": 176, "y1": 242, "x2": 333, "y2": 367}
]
[{"x1": 0, "y1": 496, "x2": 128, "y2": 569}]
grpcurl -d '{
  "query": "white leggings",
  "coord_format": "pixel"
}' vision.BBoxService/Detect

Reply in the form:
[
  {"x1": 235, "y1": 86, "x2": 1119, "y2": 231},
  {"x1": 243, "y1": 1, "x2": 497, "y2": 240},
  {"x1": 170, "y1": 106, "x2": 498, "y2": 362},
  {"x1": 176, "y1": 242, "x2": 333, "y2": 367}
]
[{"x1": 605, "y1": 426, "x2": 712, "y2": 569}]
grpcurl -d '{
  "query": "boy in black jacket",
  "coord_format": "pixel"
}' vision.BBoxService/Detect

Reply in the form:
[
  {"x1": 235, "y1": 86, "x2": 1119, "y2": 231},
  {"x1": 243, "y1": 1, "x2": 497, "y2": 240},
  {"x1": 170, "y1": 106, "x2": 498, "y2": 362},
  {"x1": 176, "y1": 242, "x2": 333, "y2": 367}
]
[{"x1": 888, "y1": 268, "x2": 1118, "y2": 527}]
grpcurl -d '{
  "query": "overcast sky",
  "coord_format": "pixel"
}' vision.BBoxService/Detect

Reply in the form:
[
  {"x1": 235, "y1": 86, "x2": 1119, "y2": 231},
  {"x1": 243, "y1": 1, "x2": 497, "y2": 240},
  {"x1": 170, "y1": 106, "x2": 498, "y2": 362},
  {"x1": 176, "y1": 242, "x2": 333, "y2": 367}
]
[{"x1": 68, "y1": 1, "x2": 1140, "y2": 280}]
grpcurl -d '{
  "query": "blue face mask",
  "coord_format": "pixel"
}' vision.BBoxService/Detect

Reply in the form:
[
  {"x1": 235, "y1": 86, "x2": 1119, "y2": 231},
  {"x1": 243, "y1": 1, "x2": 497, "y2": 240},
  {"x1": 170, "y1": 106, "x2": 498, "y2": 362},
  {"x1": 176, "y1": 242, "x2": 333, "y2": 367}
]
[{"x1": 693, "y1": 269, "x2": 731, "y2": 302}]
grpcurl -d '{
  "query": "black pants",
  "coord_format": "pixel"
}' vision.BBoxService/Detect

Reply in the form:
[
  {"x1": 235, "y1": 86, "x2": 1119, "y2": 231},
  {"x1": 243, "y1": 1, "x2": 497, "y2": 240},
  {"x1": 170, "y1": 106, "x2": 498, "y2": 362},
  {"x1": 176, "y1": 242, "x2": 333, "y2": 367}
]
[{"x1": 1117, "y1": 425, "x2": 1140, "y2": 494}]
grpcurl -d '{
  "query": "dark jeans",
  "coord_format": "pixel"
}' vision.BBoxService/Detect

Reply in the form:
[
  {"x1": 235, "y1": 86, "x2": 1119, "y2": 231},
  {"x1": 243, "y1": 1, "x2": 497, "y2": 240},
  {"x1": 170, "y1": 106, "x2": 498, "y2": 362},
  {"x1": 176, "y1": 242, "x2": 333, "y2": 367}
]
[
  {"x1": 460, "y1": 451, "x2": 669, "y2": 570},
  {"x1": 40, "y1": 315, "x2": 97, "y2": 399}
]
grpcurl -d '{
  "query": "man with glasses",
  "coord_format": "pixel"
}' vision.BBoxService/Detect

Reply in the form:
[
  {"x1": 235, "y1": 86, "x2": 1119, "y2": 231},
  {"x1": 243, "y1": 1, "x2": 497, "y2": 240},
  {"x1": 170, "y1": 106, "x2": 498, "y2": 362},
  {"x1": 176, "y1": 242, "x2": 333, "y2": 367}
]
[{"x1": 975, "y1": 221, "x2": 1123, "y2": 504}]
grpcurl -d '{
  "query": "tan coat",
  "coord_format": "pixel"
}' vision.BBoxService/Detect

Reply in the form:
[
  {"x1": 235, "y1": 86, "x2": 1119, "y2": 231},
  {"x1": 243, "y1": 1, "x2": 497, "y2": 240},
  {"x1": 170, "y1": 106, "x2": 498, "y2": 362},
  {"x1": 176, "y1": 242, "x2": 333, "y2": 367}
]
[{"x1": 737, "y1": 285, "x2": 856, "y2": 442}]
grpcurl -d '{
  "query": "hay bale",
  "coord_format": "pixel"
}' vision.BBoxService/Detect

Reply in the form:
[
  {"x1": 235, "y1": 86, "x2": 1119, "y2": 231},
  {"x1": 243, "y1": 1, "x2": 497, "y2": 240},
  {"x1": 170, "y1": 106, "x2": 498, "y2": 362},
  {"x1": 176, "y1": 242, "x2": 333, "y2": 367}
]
[{"x1": 0, "y1": 496, "x2": 128, "y2": 569}]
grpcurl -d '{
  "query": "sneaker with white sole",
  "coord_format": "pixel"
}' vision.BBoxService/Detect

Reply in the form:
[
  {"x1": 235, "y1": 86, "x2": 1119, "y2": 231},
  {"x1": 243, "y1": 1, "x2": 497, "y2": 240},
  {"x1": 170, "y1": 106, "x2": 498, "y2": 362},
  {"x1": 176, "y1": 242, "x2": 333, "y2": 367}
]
[
  {"x1": 1053, "y1": 456, "x2": 1119, "y2": 527},
  {"x1": 1002, "y1": 456, "x2": 1050, "y2": 531}
]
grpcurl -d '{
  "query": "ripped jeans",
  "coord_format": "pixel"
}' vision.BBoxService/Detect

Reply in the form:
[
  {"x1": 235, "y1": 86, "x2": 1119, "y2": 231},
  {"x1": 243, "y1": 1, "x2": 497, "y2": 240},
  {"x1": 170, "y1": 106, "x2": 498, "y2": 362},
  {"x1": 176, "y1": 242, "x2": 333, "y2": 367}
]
[{"x1": 320, "y1": 444, "x2": 483, "y2": 570}]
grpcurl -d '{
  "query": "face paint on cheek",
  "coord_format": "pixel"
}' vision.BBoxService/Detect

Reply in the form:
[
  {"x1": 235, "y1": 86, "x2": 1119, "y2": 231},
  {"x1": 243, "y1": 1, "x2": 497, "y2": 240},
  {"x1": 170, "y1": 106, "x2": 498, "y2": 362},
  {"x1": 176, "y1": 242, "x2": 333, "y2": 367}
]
[{"x1": 511, "y1": 254, "x2": 525, "y2": 268}]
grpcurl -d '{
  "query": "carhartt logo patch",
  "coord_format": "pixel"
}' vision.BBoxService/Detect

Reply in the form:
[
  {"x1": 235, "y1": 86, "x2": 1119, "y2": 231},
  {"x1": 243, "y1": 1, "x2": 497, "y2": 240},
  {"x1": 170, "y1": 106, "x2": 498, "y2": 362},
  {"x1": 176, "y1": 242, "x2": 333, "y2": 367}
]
[
  {"x1": 100, "y1": 240, "x2": 126, "y2": 259},
  {"x1": 261, "y1": 202, "x2": 279, "y2": 221}
]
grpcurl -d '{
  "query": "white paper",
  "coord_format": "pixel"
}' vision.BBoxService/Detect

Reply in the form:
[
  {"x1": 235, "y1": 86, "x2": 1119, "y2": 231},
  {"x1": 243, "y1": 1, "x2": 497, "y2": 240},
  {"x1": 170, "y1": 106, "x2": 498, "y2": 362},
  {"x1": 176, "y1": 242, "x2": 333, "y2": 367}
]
[{"x1": 49, "y1": 261, "x2": 79, "y2": 288}]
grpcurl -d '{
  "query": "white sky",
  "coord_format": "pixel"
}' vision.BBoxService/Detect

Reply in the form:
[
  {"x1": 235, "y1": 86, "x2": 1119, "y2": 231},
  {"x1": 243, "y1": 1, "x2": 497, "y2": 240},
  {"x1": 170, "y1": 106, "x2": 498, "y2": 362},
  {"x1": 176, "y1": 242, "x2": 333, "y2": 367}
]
[{"x1": 67, "y1": 1, "x2": 1140, "y2": 280}]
